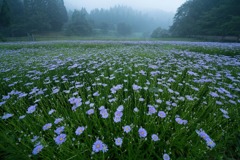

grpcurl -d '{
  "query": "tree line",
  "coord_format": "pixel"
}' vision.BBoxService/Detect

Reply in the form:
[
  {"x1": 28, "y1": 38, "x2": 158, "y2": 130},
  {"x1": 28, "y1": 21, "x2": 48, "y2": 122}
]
[
  {"x1": 0, "y1": 0, "x2": 172, "y2": 38},
  {"x1": 0, "y1": 0, "x2": 68, "y2": 37},
  {"x1": 170, "y1": 0, "x2": 240, "y2": 37}
]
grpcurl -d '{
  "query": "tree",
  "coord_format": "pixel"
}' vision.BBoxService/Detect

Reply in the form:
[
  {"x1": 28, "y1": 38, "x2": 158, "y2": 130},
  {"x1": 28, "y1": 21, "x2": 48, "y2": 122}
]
[
  {"x1": 151, "y1": 27, "x2": 169, "y2": 38},
  {"x1": 117, "y1": 22, "x2": 131, "y2": 36},
  {"x1": 170, "y1": 0, "x2": 240, "y2": 36},
  {"x1": 65, "y1": 9, "x2": 92, "y2": 36},
  {"x1": 0, "y1": 0, "x2": 11, "y2": 28}
]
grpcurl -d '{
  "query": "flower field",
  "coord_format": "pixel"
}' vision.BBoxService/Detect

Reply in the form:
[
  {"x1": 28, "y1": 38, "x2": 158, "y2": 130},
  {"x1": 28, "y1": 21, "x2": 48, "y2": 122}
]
[{"x1": 0, "y1": 41, "x2": 240, "y2": 159}]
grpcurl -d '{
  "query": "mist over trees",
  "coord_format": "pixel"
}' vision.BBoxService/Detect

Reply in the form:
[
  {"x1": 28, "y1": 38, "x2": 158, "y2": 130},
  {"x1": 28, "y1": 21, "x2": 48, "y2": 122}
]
[
  {"x1": 0, "y1": 1, "x2": 173, "y2": 38},
  {"x1": 170, "y1": 0, "x2": 240, "y2": 36},
  {"x1": 0, "y1": 0, "x2": 68, "y2": 36}
]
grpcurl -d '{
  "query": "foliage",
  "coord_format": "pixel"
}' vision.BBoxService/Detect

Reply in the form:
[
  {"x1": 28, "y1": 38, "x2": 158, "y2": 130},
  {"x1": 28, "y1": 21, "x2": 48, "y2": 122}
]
[
  {"x1": 170, "y1": 0, "x2": 240, "y2": 36},
  {"x1": 117, "y1": 22, "x2": 132, "y2": 36},
  {"x1": 0, "y1": 41, "x2": 240, "y2": 159},
  {"x1": 0, "y1": 0, "x2": 68, "y2": 36},
  {"x1": 151, "y1": 27, "x2": 169, "y2": 38},
  {"x1": 65, "y1": 9, "x2": 92, "y2": 36}
]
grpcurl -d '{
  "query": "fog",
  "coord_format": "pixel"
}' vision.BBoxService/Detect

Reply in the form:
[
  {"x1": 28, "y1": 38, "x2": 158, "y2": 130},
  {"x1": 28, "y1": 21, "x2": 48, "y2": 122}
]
[{"x1": 64, "y1": 0, "x2": 186, "y2": 13}]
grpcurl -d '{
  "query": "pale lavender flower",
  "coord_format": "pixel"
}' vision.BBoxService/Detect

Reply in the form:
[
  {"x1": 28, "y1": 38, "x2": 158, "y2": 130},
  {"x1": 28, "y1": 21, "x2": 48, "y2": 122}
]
[
  {"x1": 100, "y1": 109, "x2": 109, "y2": 118},
  {"x1": 133, "y1": 107, "x2": 139, "y2": 112},
  {"x1": 54, "y1": 134, "x2": 67, "y2": 145},
  {"x1": 114, "y1": 111, "x2": 123, "y2": 118},
  {"x1": 148, "y1": 105, "x2": 157, "y2": 115},
  {"x1": 138, "y1": 127, "x2": 147, "y2": 138},
  {"x1": 27, "y1": 104, "x2": 37, "y2": 114},
  {"x1": 132, "y1": 84, "x2": 142, "y2": 91},
  {"x1": 48, "y1": 109, "x2": 56, "y2": 115},
  {"x1": 115, "y1": 137, "x2": 123, "y2": 146},
  {"x1": 2, "y1": 113, "x2": 14, "y2": 120},
  {"x1": 32, "y1": 144, "x2": 43, "y2": 155},
  {"x1": 102, "y1": 144, "x2": 108, "y2": 152},
  {"x1": 93, "y1": 91, "x2": 100, "y2": 96},
  {"x1": 158, "y1": 111, "x2": 166, "y2": 118},
  {"x1": 75, "y1": 126, "x2": 85, "y2": 135},
  {"x1": 123, "y1": 125, "x2": 131, "y2": 133},
  {"x1": 206, "y1": 138, "x2": 216, "y2": 148},
  {"x1": 163, "y1": 153, "x2": 170, "y2": 160},
  {"x1": 54, "y1": 126, "x2": 65, "y2": 135},
  {"x1": 117, "y1": 105, "x2": 124, "y2": 111},
  {"x1": 92, "y1": 140, "x2": 104, "y2": 153},
  {"x1": 19, "y1": 115, "x2": 26, "y2": 119},
  {"x1": 151, "y1": 134, "x2": 159, "y2": 142},
  {"x1": 86, "y1": 109, "x2": 94, "y2": 115},
  {"x1": 114, "y1": 116, "x2": 121, "y2": 123},
  {"x1": 42, "y1": 123, "x2": 52, "y2": 131},
  {"x1": 54, "y1": 118, "x2": 63, "y2": 124}
]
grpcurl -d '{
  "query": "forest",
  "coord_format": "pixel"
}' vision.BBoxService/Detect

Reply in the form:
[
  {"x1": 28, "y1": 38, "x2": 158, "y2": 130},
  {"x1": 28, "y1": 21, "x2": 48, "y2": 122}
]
[
  {"x1": 0, "y1": 0, "x2": 239, "y2": 40},
  {"x1": 0, "y1": 0, "x2": 172, "y2": 39}
]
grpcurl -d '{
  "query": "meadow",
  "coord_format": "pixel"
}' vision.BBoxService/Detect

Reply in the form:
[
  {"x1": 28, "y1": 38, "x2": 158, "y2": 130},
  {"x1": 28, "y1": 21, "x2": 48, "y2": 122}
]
[{"x1": 0, "y1": 41, "x2": 240, "y2": 160}]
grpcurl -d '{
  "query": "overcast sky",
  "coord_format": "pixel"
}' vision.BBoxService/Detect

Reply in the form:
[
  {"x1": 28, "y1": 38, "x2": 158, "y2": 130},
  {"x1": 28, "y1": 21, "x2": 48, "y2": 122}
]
[{"x1": 64, "y1": 0, "x2": 186, "y2": 13}]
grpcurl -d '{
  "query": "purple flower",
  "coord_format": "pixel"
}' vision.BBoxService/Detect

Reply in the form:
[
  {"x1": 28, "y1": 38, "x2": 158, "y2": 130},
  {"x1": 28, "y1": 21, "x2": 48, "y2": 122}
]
[
  {"x1": 123, "y1": 125, "x2": 131, "y2": 133},
  {"x1": 42, "y1": 123, "x2": 52, "y2": 131},
  {"x1": 75, "y1": 126, "x2": 85, "y2": 135},
  {"x1": 27, "y1": 104, "x2": 37, "y2": 114},
  {"x1": 86, "y1": 109, "x2": 94, "y2": 115},
  {"x1": 113, "y1": 116, "x2": 121, "y2": 123},
  {"x1": 132, "y1": 84, "x2": 142, "y2": 91},
  {"x1": 32, "y1": 144, "x2": 43, "y2": 155},
  {"x1": 92, "y1": 140, "x2": 104, "y2": 153},
  {"x1": 158, "y1": 111, "x2": 166, "y2": 118},
  {"x1": 54, "y1": 126, "x2": 65, "y2": 135},
  {"x1": 2, "y1": 113, "x2": 14, "y2": 120},
  {"x1": 54, "y1": 118, "x2": 63, "y2": 124},
  {"x1": 175, "y1": 118, "x2": 183, "y2": 124},
  {"x1": 148, "y1": 105, "x2": 157, "y2": 115},
  {"x1": 100, "y1": 109, "x2": 109, "y2": 118},
  {"x1": 115, "y1": 137, "x2": 123, "y2": 146},
  {"x1": 138, "y1": 127, "x2": 147, "y2": 138},
  {"x1": 117, "y1": 105, "x2": 124, "y2": 111},
  {"x1": 93, "y1": 91, "x2": 100, "y2": 96},
  {"x1": 151, "y1": 134, "x2": 159, "y2": 142},
  {"x1": 48, "y1": 109, "x2": 56, "y2": 115},
  {"x1": 206, "y1": 138, "x2": 216, "y2": 148},
  {"x1": 54, "y1": 134, "x2": 66, "y2": 145},
  {"x1": 114, "y1": 111, "x2": 123, "y2": 118},
  {"x1": 163, "y1": 153, "x2": 170, "y2": 160}
]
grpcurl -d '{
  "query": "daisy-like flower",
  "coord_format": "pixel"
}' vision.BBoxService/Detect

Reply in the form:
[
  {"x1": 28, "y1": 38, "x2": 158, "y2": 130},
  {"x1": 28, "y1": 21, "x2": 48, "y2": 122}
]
[
  {"x1": 100, "y1": 109, "x2": 109, "y2": 118},
  {"x1": 114, "y1": 116, "x2": 121, "y2": 123},
  {"x1": 86, "y1": 109, "x2": 94, "y2": 115},
  {"x1": 92, "y1": 140, "x2": 104, "y2": 153},
  {"x1": 163, "y1": 153, "x2": 170, "y2": 160},
  {"x1": 75, "y1": 126, "x2": 85, "y2": 135},
  {"x1": 123, "y1": 125, "x2": 131, "y2": 133},
  {"x1": 2, "y1": 113, "x2": 14, "y2": 120},
  {"x1": 54, "y1": 134, "x2": 67, "y2": 145},
  {"x1": 117, "y1": 105, "x2": 124, "y2": 112},
  {"x1": 32, "y1": 144, "x2": 43, "y2": 155},
  {"x1": 27, "y1": 104, "x2": 37, "y2": 114},
  {"x1": 148, "y1": 105, "x2": 157, "y2": 115},
  {"x1": 54, "y1": 118, "x2": 63, "y2": 124},
  {"x1": 115, "y1": 137, "x2": 123, "y2": 146},
  {"x1": 42, "y1": 123, "x2": 52, "y2": 131},
  {"x1": 138, "y1": 127, "x2": 147, "y2": 138},
  {"x1": 54, "y1": 126, "x2": 65, "y2": 135},
  {"x1": 114, "y1": 111, "x2": 123, "y2": 118},
  {"x1": 158, "y1": 111, "x2": 166, "y2": 118},
  {"x1": 151, "y1": 134, "x2": 159, "y2": 142},
  {"x1": 48, "y1": 109, "x2": 56, "y2": 115}
]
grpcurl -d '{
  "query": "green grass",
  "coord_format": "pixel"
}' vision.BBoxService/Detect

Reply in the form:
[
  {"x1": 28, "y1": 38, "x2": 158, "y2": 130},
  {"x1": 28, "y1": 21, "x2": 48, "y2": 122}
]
[{"x1": 0, "y1": 42, "x2": 239, "y2": 159}]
